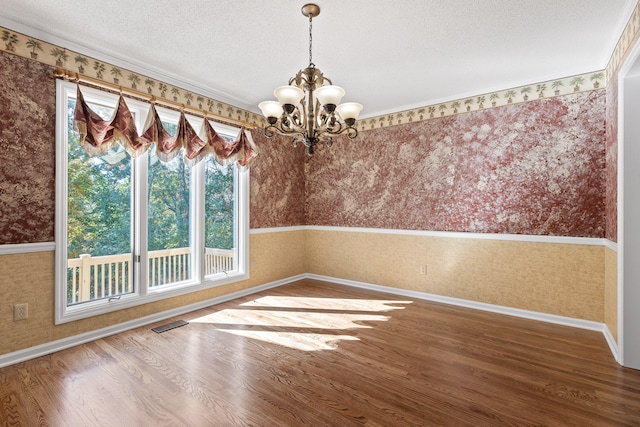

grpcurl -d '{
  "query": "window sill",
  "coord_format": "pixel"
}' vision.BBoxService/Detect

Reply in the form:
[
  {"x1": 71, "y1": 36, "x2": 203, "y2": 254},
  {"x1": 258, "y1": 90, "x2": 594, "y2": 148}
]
[{"x1": 55, "y1": 271, "x2": 249, "y2": 325}]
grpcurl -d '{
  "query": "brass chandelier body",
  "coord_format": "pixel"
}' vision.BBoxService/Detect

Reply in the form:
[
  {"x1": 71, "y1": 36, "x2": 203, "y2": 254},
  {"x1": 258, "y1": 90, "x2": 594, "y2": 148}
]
[{"x1": 259, "y1": 3, "x2": 363, "y2": 156}]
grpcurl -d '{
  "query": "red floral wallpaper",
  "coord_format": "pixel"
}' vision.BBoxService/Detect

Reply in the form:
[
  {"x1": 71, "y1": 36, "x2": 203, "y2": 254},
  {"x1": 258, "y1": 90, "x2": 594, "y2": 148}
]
[
  {"x1": 249, "y1": 130, "x2": 306, "y2": 228},
  {"x1": 605, "y1": 75, "x2": 618, "y2": 242},
  {"x1": 0, "y1": 51, "x2": 56, "y2": 244},
  {"x1": 0, "y1": 50, "x2": 609, "y2": 240},
  {"x1": 306, "y1": 91, "x2": 606, "y2": 237},
  {"x1": 0, "y1": 51, "x2": 306, "y2": 243}
]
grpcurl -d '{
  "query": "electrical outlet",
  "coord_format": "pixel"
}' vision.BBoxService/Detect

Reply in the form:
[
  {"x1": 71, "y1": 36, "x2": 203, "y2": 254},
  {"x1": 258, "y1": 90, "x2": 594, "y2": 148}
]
[
  {"x1": 14, "y1": 303, "x2": 28, "y2": 321},
  {"x1": 420, "y1": 265, "x2": 427, "y2": 275}
]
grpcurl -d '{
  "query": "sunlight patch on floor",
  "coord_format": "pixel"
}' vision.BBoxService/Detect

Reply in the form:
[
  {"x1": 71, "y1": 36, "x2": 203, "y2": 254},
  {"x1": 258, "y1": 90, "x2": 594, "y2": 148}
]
[
  {"x1": 190, "y1": 295, "x2": 412, "y2": 351},
  {"x1": 241, "y1": 296, "x2": 412, "y2": 312}
]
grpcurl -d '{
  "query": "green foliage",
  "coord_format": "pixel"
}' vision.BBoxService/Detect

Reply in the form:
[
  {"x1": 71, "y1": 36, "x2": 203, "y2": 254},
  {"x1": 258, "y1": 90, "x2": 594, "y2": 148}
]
[
  {"x1": 147, "y1": 149, "x2": 191, "y2": 251},
  {"x1": 205, "y1": 158, "x2": 235, "y2": 250}
]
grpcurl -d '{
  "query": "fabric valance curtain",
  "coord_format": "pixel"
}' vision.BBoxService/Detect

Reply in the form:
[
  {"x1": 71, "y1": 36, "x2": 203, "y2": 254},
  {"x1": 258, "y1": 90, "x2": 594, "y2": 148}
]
[{"x1": 73, "y1": 86, "x2": 257, "y2": 167}]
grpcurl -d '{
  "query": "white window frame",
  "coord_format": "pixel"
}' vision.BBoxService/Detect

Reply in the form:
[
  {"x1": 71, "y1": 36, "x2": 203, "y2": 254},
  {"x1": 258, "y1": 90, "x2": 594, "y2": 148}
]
[{"x1": 55, "y1": 80, "x2": 249, "y2": 324}]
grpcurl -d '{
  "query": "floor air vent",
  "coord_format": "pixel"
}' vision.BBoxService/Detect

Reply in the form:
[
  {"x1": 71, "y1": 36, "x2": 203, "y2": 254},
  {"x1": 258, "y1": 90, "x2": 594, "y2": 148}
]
[{"x1": 152, "y1": 320, "x2": 189, "y2": 334}]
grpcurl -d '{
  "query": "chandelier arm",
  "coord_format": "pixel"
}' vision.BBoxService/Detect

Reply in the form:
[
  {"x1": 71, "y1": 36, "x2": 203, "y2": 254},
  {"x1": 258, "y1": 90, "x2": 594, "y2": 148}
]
[
  {"x1": 289, "y1": 75, "x2": 300, "y2": 87},
  {"x1": 317, "y1": 109, "x2": 340, "y2": 131},
  {"x1": 264, "y1": 123, "x2": 304, "y2": 139},
  {"x1": 345, "y1": 126, "x2": 358, "y2": 139},
  {"x1": 317, "y1": 124, "x2": 358, "y2": 139},
  {"x1": 314, "y1": 113, "x2": 332, "y2": 136},
  {"x1": 288, "y1": 109, "x2": 304, "y2": 129},
  {"x1": 294, "y1": 99, "x2": 308, "y2": 131},
  {"x1": 263, "y1": 127, "x2": 275, "y2": 138},
  {"x1": 298, "y1": 110, "x2": 308, "y2": 134}
]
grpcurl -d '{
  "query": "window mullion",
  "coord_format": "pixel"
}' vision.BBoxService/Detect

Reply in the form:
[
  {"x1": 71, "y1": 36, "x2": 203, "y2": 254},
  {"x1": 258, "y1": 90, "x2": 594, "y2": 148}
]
[
  {"x1": 237, "y1": 167, "x2": 249, "y2": 275},
  {"x1": 136, "y1": 151, "x2": 149, "y2": 296},
  {"x1": 193, "y1": 160, "x2": 205, "y2": 284}
]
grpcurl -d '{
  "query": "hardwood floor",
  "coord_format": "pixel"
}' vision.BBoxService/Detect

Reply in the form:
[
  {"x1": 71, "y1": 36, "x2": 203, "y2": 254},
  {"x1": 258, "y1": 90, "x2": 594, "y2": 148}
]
[{"x1": 2, "y1": 279, "x2": 640, "y2": 426}]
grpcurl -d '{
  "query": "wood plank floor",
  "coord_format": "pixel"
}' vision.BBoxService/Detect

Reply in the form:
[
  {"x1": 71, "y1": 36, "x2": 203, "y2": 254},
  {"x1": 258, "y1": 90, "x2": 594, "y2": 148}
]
[{"x1": 2, "y1": 279, "x2": 640, "y2": 426}]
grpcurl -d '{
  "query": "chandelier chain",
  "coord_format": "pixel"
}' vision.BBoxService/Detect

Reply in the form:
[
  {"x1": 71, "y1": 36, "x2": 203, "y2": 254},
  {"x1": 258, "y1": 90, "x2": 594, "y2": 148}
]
[{"x1": 308, "y1": 15, "x2": 314, "y2": 67}]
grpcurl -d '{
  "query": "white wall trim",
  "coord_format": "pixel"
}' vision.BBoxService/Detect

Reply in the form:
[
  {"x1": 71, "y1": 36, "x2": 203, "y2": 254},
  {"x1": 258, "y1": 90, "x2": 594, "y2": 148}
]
[
  {"x1": 0, "y1": 272, "x2": 618, "y2": 367},
  {"x1": 604, "y1": 239, "x2": 618, "y2": 252},
  {"x1": 252, "y1": 225, "x2": 607, "y2": 246},
  {"x1": 307, "y1": 226, "x2": 605, "y2": 246},
  {"x1": 250, "y1": 226, "x2": 306, "y2": 234},
  {"x1": 0, "y1": 242, "x2": 55, "y2": 255},
  {"x1": 617, "y1": 41, "x2": 628, "y2": 369},
  {"x1": 0, "y1": 228, "x2": 609, "y2": 256},
  {"x1": 307, "y1": 273, "x2": 609, "y2": 332},
  {"x1": 603, "y1": 325, "x2": 621, "y2": 364},
  {"x1": 615, "y1": 31, "x2": 640, "y2": 370},
  {"x1": 308, "y1": 273, "x2": 620, "y2": 361},
  {"x1": 0, "y1": 274, "x2": 305, "y2": 369}
]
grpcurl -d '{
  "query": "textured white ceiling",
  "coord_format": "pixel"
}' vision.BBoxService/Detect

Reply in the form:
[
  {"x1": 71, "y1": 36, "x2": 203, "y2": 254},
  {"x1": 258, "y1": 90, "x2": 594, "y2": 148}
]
[{"x1": 0, "y1": 0, "x2": 635, "y2": 118}]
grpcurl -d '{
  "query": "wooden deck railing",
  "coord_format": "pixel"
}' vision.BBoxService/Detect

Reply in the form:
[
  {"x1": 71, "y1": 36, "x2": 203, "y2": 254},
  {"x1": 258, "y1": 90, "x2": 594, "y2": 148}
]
[
  {"x1": 148, "y1": 247, "x2": 191, "y2": 287},
  {"x1": 205, "y1": 247, "x2": 235, "y2": 275},
  {"x1": 67, "y1": 253, "x2": 132, "y2": 304},
  {"x1": 67, "y1": 247, "x2": 234, "y2": 304}
]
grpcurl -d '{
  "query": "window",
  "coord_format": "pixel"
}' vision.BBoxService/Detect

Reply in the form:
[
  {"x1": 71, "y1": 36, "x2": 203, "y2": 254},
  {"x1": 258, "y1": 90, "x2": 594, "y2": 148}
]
[{"x1": 55, "y1": 80, "x2": 249, "y2": 324}]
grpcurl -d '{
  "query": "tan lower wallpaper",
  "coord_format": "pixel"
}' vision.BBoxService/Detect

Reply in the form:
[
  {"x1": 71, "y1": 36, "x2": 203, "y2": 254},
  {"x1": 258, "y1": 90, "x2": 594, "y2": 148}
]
[
  {"x1": 1, "y1": 228, "x2": 607, "y2": 357},
  {"x1": 0, "y1": 231, "x2": 306, "y2": 356},
  {"x1": 305, "y1": 229, "x2": 604, "y2": 322}
]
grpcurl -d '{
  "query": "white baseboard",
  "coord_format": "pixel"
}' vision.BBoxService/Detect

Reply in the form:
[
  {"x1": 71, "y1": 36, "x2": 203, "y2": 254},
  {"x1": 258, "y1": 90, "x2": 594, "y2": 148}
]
[
  {"x1": 306, "y1": 273, "x2": 610, "y2": 335},
  {"x1": 0, "y1": 274, "x2": 305, "y2": 368},
  {"x1": 602, "y1": 324, "x2": 621, "y2": 363},
  {"x1": 0, "y1": 272, "x2": 618, "y2": 368}
]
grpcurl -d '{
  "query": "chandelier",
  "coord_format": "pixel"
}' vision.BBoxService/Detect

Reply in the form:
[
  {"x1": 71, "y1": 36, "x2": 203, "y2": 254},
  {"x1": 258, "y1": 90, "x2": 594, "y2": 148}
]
[{"x1": 258, "y1": 3, "x2": 363, "y2": 156}]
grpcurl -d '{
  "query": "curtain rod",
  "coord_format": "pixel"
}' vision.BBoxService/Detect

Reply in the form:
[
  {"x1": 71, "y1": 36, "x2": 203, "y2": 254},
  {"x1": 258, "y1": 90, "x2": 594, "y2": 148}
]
[{"x1": 53, "y1": 67, "x2": 258, "y2": 129}]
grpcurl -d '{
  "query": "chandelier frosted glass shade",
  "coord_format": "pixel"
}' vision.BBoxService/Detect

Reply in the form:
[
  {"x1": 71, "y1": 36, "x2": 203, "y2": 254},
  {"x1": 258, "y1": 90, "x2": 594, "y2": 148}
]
[
  {"x1": 257, "y1": 3, "x2": 362, "y2": 156},
  {"x1": 274, "y1": 86, "x2": 305, "y2": 111},
  {"x1": 336, "y1": 102, "x2": 364, "y2": 126},
  {"x1": 314, "y1": 85, "x2": 345, "y2": 111},
  {"x1": 258, "y1": 101, "x2": 284, "y2": 122}
]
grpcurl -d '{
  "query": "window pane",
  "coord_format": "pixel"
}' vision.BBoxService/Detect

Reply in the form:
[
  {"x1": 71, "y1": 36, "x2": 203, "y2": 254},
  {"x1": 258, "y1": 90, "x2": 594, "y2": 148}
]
[
  {"x1": 205, "y1": 157, "x2": 236, "y2": 275},
  {"x1": 66, "y1": 99, "x2": 133, "y2": 305},
  {"x1": 148, "y1": 147, "x2": 192, "y2": 287}
]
